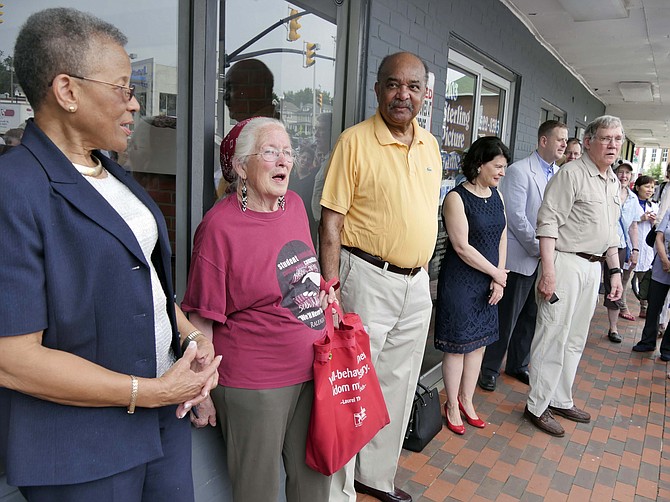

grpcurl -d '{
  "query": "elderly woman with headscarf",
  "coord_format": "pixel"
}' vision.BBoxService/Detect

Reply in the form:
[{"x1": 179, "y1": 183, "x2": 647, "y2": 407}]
[
  {"x1": 0, "y1": 8, "x2": 221, "y2": 501},
  {"x1": 182, "y1": 117, "x2": 336, "y2": 501}
]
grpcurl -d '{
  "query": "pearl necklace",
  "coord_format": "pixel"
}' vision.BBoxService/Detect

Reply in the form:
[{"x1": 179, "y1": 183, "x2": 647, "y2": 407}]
[{"x1": 72, "y1": 156, "x2": 103, "y2": 177}]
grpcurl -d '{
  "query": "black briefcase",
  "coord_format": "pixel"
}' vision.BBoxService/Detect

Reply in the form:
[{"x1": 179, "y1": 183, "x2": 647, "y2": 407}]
[{"x1": 403, "y1": 382, "x2": 443, "y2": 452}]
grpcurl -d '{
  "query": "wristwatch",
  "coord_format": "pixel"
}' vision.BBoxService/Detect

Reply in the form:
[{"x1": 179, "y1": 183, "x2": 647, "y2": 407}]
[{"x1": 608, "y1": 267, "x2": 622, "y2": 276}]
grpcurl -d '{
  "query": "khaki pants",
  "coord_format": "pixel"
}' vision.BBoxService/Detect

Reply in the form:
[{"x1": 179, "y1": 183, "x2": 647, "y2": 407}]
[
  {"x1": 329, "y1": 249, "x2": 433, "y2": 501},
  {"x1": 527, "y1": 251, "x2": 600, "y2": 415}
]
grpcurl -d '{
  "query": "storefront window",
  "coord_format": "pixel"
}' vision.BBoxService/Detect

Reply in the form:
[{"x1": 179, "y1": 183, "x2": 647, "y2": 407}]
[
  {"x1": 442, "y1": 66, "x2": 476, "y2": 188},
  {"x1": 0, "y1": 0, "x2": 180, "y2": 271},
  {"x1": 219, "y1": 0, "x2": 338, "y2": 244},
  {"x1": 479, "y1": 81, "x2": 504, "y2": 138},
  {"x1": 540, "y1": 99, "x2": 566, "y2": 124},
  {"x1": 439, "y1": 50, "x2": 513, "y2": 203}
]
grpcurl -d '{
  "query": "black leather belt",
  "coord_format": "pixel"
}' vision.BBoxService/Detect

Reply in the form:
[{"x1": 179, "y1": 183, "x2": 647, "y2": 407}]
[
  {"x1": 342, "y1": 246, "x2": 422, "y2": 276},
  {"x1": 575, "y1": 252, "x2": 607, "y2": 263}
]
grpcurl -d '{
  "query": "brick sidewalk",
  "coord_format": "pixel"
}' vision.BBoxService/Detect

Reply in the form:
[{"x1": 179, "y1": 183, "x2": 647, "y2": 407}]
[{"x1": 357, "y1": 294, "x2": 670, "y2": 501}]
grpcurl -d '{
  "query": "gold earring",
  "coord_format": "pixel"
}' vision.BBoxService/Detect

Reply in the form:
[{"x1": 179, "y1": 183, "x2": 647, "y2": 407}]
[{"x1": 68, "y1": 105, "x2": 76, "y2": 113}]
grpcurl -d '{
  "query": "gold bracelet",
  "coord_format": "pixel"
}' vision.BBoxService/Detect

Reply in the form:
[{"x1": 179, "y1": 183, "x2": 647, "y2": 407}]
[
  {"x1": 181, "y1": 329, "x2": 204, "y2": 354},
  {"x1": 127, "y1": 375, "x2": 138, "y2": 414}
]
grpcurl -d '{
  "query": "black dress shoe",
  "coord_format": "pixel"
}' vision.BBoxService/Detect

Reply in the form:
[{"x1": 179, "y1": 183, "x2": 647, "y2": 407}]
[
  {"x1": 608, "y1": 330, "x2": 622, "y2": 343},
  {"x1": 478, "y1": 373, "x2": 496, "y2": 391},
  {"x1": 505, "y1": 369, "x2": 530, "y2": 385},
  {"x1": 354, "y1": 480, "x2": 412, "y2": 502}
]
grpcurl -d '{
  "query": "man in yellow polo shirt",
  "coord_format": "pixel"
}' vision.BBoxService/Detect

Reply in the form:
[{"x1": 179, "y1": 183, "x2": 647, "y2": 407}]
[{"x1": 320, "y1": 52, "x2": 441, "y2": 502}]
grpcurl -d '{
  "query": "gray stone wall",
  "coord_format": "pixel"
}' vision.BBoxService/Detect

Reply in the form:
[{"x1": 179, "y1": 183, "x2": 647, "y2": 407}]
[{"x1": 365, "y1": 0, "x2": 605, "y2": 161}]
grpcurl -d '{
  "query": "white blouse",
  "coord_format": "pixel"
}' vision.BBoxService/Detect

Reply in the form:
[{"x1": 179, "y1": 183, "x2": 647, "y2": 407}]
[{"x1": 76, "y1": 163, "x2": 175, "y2": 376}]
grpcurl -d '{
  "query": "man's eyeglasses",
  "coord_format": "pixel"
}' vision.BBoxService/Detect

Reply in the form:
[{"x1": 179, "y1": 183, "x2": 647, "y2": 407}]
[
  {"x1": 594, "y1": 135, "x2": 624, "y2": 145},
  {"x1": 60, "y1": 74, "x2": 136, "y2": 102},
  {"x1": 252, "y1": 148, "x2": 295, "y2": 163}
]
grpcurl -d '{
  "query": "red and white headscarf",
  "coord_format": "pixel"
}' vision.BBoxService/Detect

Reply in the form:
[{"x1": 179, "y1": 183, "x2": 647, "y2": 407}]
[{"x1": 219, "y1": 117, "x2": 259, "y2": 183}]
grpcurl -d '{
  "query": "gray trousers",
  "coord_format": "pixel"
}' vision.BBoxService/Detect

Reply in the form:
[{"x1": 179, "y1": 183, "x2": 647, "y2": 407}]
[{"x1": 211, "y1": 381, "x2": 330, "y2": 502}]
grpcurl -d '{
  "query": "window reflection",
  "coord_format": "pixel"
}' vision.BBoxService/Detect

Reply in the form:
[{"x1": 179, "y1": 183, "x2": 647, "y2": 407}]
[
  {"x1": 442, "y1": 66, "x2": 476, "y2": 194},
  {"x1": 478, "y1": 82, "x2": 503, "y2": 138},
  {"x1": 219, "y1": 0, "x2": 337, "y2": 246},
  {"x1": 0, "y1": 1, "x2": 180, "y2": 276}
]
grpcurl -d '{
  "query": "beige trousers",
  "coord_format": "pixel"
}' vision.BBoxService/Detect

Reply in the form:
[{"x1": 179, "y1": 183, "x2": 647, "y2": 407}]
[
  {"x1": 329, "y1": 249, "x2": 433, "y2": 501},
  {"x1": 527, "y1": 251, "x2": 600, "y2": 415}
]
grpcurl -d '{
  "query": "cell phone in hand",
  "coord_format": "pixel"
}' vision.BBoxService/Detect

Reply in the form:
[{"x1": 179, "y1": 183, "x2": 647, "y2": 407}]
[{"x1": 549, "y1": 292, "x2": 559, "y2": 304}]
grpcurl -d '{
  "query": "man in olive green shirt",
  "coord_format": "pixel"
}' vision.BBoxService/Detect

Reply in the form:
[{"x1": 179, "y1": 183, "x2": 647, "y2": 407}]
[{"x1": 525, "y1": 115, "x2": 623, "y2": 437}]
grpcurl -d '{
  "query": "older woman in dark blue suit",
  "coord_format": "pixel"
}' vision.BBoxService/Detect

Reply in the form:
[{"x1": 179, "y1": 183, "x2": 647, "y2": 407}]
[{"x1": 0, "y1": 8, "x2": 221, "y2": 502}]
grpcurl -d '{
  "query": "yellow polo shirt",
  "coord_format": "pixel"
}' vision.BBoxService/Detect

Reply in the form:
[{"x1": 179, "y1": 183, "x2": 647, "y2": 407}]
[{"x1": 320, "y1": 110, "x2": 442, "y2": 268}]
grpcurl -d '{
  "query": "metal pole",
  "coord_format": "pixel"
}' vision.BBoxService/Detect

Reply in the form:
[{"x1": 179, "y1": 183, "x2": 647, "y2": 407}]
[{"x1": 311, "y1": 63, "x2": 316, "y2": 134}]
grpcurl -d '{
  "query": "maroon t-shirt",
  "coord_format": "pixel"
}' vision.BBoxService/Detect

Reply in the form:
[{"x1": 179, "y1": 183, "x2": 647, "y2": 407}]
[{"x1": 182, "y1": 191, "x2": 326, "y2": 389}]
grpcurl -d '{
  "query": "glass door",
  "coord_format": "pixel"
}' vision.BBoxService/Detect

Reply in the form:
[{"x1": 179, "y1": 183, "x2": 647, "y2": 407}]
[{"x1": 218, "y1": 0, "x2": 340, "y2": 244}]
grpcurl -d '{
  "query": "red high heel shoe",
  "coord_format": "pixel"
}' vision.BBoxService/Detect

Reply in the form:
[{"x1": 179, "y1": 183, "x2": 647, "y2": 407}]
[
  {"x1": 444, "y1": 403, "x2": 465, "y2": 435},
  {"x1": 458, "y1": 399, "x2": 486, "y2": 428}
]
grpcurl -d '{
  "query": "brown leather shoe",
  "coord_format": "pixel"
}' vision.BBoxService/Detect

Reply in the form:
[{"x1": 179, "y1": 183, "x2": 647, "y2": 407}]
[
  {"x1": 354, "y1": 480, "x2": 412, "y2": 502},
  {"x1": 524, "y1": 406, "x2": 565, "y2": 437},
  {"x1": 548, "y1": 405, "x2": 591, "y2": 423}
]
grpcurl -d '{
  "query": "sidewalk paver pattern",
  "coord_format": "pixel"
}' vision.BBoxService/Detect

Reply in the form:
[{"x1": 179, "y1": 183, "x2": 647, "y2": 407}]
[{"x1": 357, "y1": 293, "x2": 669, "y2": 501}]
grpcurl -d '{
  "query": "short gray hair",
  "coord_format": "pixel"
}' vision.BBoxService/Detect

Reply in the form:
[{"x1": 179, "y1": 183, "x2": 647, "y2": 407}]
[
  {"x1": 584, "y1": 115, "x2": 624, "y2": 141},
  {"x1": 377, "y1": 52, "x2": 429, "y2": 86},
  {"x1": 14, "y1": 8, "x2": 127, "y2": 111}
]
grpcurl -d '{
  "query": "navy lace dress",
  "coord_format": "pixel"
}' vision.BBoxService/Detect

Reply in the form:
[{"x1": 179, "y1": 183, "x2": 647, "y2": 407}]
[{"x1": 435, "y1": 183, "x2": 506, "y2": 354}]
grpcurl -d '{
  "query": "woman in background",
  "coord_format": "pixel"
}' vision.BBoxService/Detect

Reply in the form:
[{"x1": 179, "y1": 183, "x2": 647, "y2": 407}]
[
  {"x1": 632, "y1": 175, "x2": 658, "y2": 318},
  {"x1": 604, "y1": 162, "x2": 642, "y2": 343}
]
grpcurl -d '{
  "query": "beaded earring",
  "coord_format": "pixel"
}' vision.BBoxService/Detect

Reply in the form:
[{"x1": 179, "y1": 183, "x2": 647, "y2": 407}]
[
  {"x1": 241, "y1": 178, "x2": 248, "y2": 212},
  {"x1": 278, "y1": 195, "x2": 286, "y2": 210}
]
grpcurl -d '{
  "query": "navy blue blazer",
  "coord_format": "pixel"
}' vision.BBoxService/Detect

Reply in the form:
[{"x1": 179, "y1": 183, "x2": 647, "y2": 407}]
[{"x1": 0, "y1": 120, "x2": 182, "y2": 486}]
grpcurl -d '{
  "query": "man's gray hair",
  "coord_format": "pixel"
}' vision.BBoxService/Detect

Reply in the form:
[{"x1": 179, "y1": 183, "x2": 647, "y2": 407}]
[
  {"x1": 584, "y1": 115, "x2": 624, "y2": 140},
  {"x1": 14, "y1": 7, "x2": 127, "y2": 111}
]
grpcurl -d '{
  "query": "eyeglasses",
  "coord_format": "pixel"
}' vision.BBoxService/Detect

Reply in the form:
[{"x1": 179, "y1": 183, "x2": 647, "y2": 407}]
[
  {"x1": 594, "y1": 135, "x2": 624, "y2": 145},
  {"x1": 66, "y1": 74, "x2": 136, "y2": 101},
  {"x1": 252, "y1": 148, "x2": 295, "y2": 163}
]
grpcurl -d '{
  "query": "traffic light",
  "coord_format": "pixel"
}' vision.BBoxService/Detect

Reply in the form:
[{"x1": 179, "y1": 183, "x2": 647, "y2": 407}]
[
  {"x1": 0, "y1": 4, "x2": 4, "y2": 24},
  {"x1": 287, "y1": 9, "x2": 301, "y2": 42},
  {"x1": 317, "y1": 92, "x2": 323, "y2": 109},
  {"x1": 304, "y1": 42, "x2": 317, "y2": 68}
]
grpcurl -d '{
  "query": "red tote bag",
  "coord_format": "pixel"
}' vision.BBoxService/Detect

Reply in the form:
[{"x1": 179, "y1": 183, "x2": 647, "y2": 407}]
[{"x1": 306, "y1": 297, "x2": 390, "y2": 476}]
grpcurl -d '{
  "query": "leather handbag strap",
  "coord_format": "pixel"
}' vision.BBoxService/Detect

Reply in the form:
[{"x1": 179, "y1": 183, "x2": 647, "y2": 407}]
[{"x1": 414, "y1": 382, "x2": 434, "y2": 406}]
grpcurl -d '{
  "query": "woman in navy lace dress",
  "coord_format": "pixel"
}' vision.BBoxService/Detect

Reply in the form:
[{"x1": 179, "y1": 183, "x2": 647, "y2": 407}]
[{"x1": 435, "y1": 136, "x2": 510, "y2": 434}]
